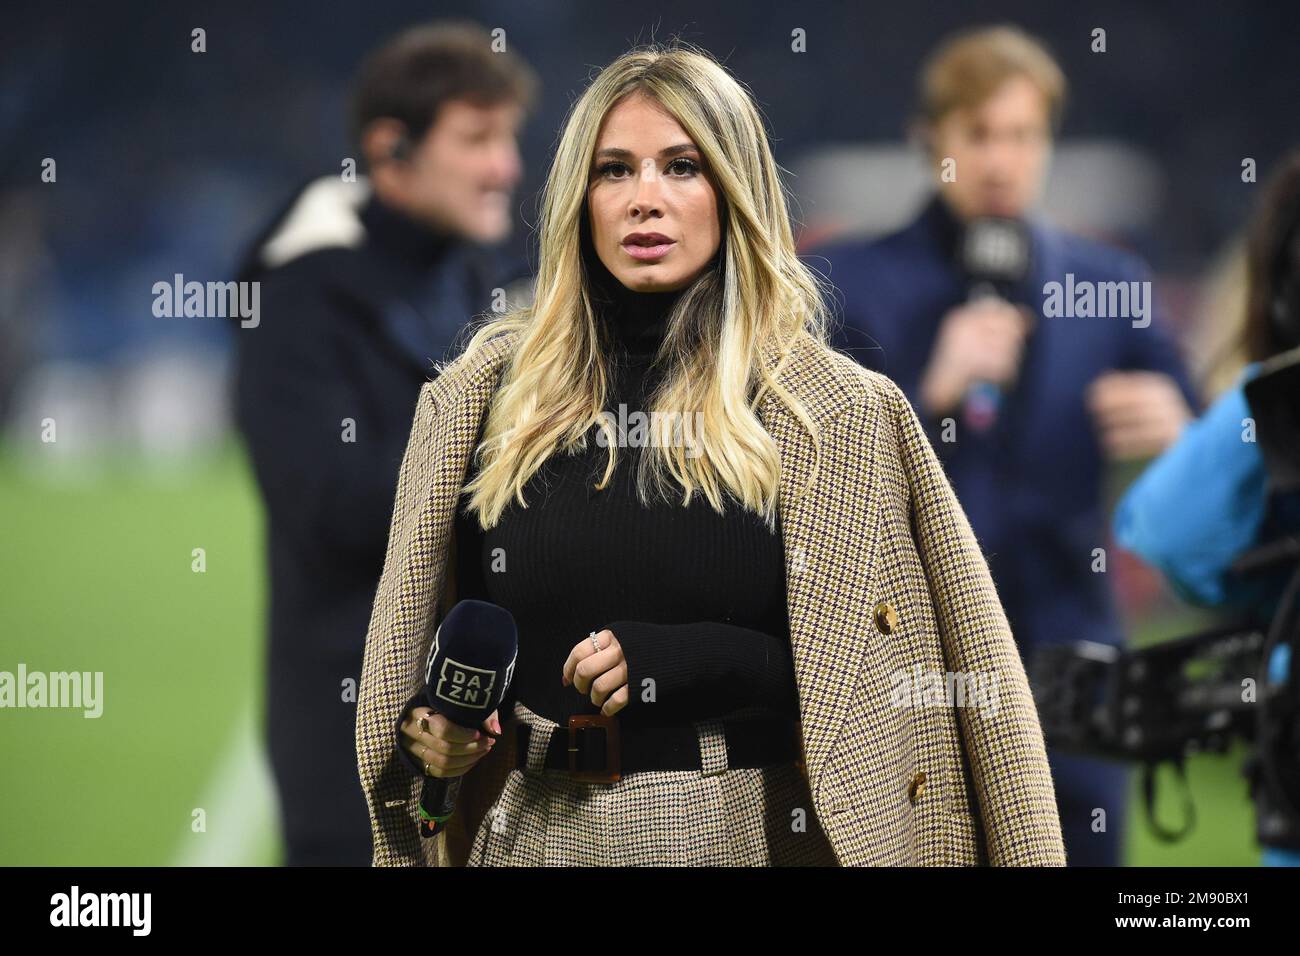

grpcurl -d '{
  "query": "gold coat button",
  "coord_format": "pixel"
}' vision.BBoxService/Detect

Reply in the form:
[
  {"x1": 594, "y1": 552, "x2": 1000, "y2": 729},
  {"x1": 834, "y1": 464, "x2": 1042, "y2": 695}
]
[
  {"x1": 874, "y1": 601, "x2": 899, "y2": 635},
  {"x1": 908, "y1": 771, "x2": 927, "y2": 804}
]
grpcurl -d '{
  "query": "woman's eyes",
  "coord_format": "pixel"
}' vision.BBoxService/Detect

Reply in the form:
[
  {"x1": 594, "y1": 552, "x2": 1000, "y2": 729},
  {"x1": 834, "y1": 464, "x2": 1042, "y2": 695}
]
[{"x1": 596, "y1": 157, "x2": 701, "y2": 179}]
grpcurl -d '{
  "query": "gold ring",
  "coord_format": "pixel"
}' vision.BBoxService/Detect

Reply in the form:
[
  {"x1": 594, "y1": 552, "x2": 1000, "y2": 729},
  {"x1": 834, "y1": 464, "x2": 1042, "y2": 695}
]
[{"x1": 418, "y1": 714, "x2": 430, "y2": 734}]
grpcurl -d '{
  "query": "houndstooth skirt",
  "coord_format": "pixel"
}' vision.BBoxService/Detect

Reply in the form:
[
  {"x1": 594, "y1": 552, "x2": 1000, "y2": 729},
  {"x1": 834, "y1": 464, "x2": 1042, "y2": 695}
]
[{"x1": 465, "y1": 700, "x2": 840, "y2": 866}]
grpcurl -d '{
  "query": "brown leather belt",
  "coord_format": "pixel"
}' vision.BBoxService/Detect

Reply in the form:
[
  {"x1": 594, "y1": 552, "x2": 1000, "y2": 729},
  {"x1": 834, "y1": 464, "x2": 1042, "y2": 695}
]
[{"x1": 514, "y1": 711, "x2": 803, "y2": 783}]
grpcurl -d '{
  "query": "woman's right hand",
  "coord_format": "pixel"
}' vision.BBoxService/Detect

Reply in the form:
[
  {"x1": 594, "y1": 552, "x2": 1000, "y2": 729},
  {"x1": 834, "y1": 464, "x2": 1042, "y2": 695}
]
[{"x1": 400, "y1": 707, "x2": 501, "y2": 779}]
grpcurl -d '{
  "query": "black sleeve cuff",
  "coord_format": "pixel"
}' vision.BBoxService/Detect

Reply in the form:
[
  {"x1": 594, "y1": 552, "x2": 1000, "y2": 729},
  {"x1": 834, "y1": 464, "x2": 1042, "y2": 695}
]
[{"x1": 608, "y1": 619, "x2": 797, "y2": 723}]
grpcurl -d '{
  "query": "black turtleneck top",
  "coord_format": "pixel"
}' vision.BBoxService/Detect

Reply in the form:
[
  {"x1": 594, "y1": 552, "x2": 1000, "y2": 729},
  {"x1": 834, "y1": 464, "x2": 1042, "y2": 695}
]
[
  {"x1": 469, "y1": 274, "x2": 799, "y2": 726},
  {"x1": 394, "y1": 273, "x2": 801, "y2": 774}
]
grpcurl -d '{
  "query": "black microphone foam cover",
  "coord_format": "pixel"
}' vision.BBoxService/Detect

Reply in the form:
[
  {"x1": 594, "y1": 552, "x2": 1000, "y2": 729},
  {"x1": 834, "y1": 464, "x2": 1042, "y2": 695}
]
[{"x1": 421, "y1": 599, "x2": 518, "y2": 730}]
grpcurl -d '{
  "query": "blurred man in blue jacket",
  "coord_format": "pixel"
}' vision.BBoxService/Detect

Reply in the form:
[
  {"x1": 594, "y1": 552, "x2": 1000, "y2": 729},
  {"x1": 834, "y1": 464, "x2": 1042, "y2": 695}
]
[
  {"x1": 808, "y1": 26, "x2": 1198, "y2": 865},
  {"x1": 231, "y1": 22, "x2": 536, "y2": 865}
]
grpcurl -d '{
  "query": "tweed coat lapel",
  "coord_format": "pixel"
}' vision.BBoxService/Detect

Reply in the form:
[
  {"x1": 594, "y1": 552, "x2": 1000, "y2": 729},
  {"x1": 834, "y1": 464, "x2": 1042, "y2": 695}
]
[{"x1": 417, "y1": 331, "x2": 876, "y2": 797}]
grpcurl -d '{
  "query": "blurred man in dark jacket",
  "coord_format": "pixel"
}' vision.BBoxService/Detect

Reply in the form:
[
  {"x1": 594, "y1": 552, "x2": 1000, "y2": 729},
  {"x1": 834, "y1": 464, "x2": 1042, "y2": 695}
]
[
  {"x1": 807, "y1": 26, "x2": 1198, "y2": 866},
  {"x1": 231, "y1": 21, "x2": 536, "y2": 865}
]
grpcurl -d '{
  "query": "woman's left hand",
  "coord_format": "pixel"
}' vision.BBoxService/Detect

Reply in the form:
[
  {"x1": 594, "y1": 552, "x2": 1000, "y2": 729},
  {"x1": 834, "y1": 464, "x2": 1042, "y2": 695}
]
[{"x1": 561, "y1": 628, "x2": 629, "y2": 716}]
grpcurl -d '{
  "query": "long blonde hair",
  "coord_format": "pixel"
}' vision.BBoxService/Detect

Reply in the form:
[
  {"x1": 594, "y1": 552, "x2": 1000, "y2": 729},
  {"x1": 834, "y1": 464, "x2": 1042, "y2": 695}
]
[{"x1": 459, "y1": 42, "x2": 831, "y2": 530}]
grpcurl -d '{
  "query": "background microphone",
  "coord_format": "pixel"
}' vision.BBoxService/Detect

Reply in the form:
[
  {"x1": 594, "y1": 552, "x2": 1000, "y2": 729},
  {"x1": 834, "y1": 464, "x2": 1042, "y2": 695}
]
[
  {"x1": 958, "y1": 216, "x2": 1032, "y2": 432},
  {"x1": 415, "y1": 599, "x2": 518, "y2": 839}
]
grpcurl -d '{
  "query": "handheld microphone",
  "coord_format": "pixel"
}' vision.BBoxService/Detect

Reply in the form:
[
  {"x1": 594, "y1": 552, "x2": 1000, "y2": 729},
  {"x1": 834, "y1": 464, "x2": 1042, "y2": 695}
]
[
  {"x1": 958, "y1": 216, "x2": 1032, "y2": 432},
  {"x1": 415, "y1": 599, "x2": 518, "y2": 839}
]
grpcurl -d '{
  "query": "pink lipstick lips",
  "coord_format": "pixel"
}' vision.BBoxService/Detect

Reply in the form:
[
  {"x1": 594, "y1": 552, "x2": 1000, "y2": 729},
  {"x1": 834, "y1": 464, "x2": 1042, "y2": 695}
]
[{"x1": 622, "y1": 231, "x2": 676, "y2": 260}]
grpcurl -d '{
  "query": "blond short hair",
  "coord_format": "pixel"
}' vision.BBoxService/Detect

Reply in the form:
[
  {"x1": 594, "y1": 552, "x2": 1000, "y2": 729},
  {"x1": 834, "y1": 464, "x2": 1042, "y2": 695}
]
[{"x1": 918, "y1": 25, "x2": 1068, "y2": 130}]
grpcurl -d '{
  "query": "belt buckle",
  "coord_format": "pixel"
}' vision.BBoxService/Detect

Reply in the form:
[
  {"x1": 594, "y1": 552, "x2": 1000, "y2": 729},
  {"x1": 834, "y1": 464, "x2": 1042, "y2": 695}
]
[{"x1": 567, "y1": 713, "x2": 620, "y2": 783}]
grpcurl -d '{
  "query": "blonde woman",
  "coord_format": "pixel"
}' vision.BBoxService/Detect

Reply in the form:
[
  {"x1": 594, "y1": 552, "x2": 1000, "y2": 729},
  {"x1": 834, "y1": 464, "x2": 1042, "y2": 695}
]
[{"x1": 356, "y1": 43, "x2": 1066, "y2": 867}]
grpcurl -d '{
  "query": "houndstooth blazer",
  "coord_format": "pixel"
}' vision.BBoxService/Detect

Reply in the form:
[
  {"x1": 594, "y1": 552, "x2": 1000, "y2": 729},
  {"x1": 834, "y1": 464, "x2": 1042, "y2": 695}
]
[{"x1": 355, "y1": 327, "x2": 1068, "y2": 867}]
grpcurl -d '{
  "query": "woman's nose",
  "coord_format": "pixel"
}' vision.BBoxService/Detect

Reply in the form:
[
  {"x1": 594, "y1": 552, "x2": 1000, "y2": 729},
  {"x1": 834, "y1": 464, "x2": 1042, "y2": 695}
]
[{"x1": 628, "y1": 158, "x2": 663, "y2": 218}]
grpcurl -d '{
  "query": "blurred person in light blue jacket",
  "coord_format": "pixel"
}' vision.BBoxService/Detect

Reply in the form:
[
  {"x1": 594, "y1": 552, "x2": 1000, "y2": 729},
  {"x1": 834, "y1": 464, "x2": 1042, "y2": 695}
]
[{"x1": 1114, "y1": 151, "x2": 1300, "y2": 866}]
